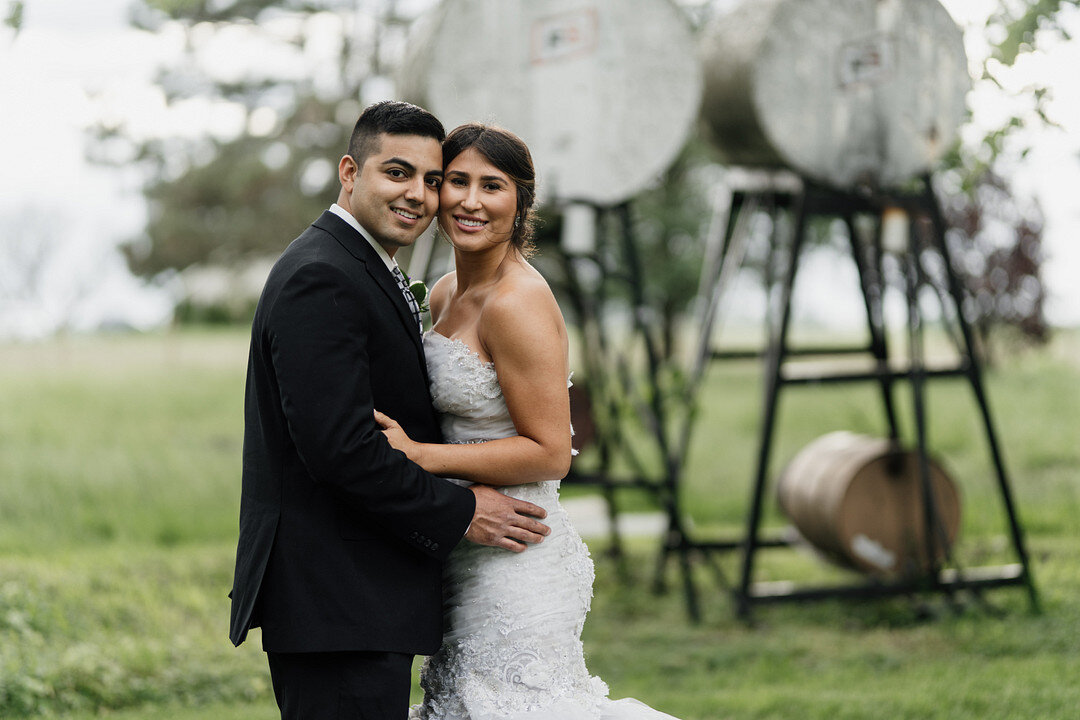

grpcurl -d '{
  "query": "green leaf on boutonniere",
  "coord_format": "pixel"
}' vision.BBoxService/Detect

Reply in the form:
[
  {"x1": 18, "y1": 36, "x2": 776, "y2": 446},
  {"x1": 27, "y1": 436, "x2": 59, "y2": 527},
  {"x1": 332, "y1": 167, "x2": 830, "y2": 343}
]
[{"x1": 409, "y1": 280, "x2": 430, "y2": 313}]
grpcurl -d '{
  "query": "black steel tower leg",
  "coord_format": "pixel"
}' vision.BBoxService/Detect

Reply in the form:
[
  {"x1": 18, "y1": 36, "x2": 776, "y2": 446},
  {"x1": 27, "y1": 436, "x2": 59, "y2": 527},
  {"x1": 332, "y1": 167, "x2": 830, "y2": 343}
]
[
  {"x1": 844, "y1": 213, "x2": 900, "y2": 441},
  {"x1": 903, "y1": 213, "x2": 957, "y2": 601},
  {"x1": 612, "y1": 204, "x2": 701, "y2": 621},
  {"x1": 920, "y1": 179, "x2": 1040, "y2": 611},
  {"x1": 735, "y1": 190, "x2": 809, "y2": 619}
]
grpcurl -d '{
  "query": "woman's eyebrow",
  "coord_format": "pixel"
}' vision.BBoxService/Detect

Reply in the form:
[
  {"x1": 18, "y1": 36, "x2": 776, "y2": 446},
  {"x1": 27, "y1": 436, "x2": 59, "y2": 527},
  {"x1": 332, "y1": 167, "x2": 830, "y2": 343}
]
[{"x1": 446, "y1": 170, "x2": 506, "y2": 183}]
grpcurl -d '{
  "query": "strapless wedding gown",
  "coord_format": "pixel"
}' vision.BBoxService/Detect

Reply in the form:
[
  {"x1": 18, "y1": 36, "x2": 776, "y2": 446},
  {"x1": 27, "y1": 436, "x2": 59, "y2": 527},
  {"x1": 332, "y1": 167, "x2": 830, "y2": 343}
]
[{"x1": 410, "y1": 332, "x2": 679, "y2": 720}]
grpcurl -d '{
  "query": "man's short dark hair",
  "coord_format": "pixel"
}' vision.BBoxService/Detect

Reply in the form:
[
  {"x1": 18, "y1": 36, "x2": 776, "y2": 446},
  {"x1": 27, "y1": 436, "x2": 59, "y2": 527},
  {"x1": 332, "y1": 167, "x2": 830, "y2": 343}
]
[{"x1": 347, "y1": 101, "x2": 446, "y2": 170}]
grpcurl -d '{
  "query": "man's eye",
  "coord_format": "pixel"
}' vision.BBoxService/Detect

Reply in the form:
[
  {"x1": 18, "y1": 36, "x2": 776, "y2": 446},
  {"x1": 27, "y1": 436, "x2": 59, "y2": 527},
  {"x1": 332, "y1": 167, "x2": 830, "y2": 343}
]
[
  {"x1": 426, "y1": 177, "x2": 442, "y2": 189},
  {"x1": 387, "y1": 168, "x2": 406, "y2": 179}
]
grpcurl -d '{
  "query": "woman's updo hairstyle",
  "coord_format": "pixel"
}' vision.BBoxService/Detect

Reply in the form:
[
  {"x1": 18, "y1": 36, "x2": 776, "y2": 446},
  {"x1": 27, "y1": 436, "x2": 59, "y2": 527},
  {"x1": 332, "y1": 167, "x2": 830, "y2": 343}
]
[{"x1": 442, "y1": 123, "x2": 538, "y2": 257}]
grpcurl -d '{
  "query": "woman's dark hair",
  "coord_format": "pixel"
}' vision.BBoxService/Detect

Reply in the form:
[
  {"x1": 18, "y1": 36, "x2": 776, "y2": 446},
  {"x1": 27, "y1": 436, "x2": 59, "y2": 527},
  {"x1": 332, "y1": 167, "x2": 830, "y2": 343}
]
[{"x1": 442, "y1": 123, "x2": 538, "y2": 257}]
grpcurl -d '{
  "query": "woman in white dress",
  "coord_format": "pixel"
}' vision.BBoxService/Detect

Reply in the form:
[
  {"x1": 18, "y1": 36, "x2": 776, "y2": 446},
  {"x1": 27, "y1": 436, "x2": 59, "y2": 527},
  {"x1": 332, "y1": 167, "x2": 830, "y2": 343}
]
[{"x1": 376, "y1": 123, "x2": 680, "y2": 720}]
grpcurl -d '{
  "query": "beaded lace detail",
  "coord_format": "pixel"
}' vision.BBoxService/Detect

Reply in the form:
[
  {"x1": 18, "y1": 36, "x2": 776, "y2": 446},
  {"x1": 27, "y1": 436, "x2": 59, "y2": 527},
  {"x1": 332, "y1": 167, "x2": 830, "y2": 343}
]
[{"x1": 428, "y1": 334, "x2": 503, "y2": 413}]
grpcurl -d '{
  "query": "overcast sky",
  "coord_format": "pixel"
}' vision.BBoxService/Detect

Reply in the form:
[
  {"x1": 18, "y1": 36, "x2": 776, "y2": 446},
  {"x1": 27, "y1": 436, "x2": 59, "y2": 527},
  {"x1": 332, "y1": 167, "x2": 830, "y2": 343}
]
[{"x1": 1, "y1": 0, "x2": 1077, "y2": 338}]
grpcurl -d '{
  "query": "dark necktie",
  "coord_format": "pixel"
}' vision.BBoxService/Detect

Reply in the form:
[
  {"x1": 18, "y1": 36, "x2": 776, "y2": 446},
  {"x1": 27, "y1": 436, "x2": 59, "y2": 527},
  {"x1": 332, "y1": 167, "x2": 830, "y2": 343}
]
[{"x1": 391, "y1": 265, "x2": 422, "y2": 332}]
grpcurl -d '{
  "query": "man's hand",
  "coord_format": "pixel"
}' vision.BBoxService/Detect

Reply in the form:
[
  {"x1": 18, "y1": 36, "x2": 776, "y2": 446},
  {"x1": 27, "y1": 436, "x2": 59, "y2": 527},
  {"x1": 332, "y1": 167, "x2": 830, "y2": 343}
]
[{"x1": 466, "y1": 485, "x2": 550, "y2": 552}]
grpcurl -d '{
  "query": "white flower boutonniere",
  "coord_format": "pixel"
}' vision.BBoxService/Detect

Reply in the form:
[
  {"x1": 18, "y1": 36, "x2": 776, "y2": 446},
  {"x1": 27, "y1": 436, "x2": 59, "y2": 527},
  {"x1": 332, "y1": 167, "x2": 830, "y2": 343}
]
[{"x1": 408, "y1": 279, "x2": 430, "y2": 314}]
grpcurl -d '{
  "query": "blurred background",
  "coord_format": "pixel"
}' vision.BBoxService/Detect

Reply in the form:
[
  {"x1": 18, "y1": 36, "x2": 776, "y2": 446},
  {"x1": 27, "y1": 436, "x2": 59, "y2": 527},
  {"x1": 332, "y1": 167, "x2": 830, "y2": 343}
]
[
  {"x1": 0, "y1": 0, "x2": 1077, "y2": 337},
  {"x1": 1, "y1": 1, "x2": 1078, "y2": 718}
]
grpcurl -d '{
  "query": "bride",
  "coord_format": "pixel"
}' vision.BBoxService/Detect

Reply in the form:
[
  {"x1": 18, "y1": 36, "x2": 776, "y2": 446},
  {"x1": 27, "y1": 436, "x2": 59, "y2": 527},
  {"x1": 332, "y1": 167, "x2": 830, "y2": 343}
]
[{"x1": 375, "y1": 123, "x2": 680, "y2": 720}]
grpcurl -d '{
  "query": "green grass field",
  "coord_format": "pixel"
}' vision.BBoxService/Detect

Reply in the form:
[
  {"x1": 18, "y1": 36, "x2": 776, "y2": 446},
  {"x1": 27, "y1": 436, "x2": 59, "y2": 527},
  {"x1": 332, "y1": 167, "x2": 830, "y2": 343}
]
[{"x1": 1, "y1": 327, "x2": 1077, "y2": 718}]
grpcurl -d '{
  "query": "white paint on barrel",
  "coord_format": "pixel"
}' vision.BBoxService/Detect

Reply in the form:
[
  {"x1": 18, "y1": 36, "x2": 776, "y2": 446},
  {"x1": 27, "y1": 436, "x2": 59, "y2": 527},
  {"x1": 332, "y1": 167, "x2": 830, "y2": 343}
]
[
  {"x1": 398, "y1": 0, "x2": 702, "y2": 206},
  {"x1": 700, "y1": 0, "x2": 968, "y2": 189},
  {"x1": 851, "y1": 532, "x2": 897, "y2": 571}
]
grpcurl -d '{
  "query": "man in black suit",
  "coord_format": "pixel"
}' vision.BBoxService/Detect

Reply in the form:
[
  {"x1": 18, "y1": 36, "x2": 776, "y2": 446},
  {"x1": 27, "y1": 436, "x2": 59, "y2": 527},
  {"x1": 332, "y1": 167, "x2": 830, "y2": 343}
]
[{"x1": 229, "y1": 101, "x2": 550, "y2": 719}]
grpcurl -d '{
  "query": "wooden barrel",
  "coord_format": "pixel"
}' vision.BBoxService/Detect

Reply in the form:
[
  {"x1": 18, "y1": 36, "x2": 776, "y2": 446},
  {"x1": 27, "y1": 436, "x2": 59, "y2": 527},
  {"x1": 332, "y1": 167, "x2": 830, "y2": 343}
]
[
  {"x1": 700, "y1": 0, "x2": 968, "y2": 189},
  {"x1": 776, "y1": 431, "x2": 961, "y2": 578}
]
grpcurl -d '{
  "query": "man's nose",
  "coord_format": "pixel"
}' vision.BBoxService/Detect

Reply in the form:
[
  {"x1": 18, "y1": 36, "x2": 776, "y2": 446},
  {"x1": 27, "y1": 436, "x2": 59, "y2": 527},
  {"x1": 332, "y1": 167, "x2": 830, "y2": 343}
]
[{"x1": 403, "y1": 176, "x2": 426, "y2": 203}]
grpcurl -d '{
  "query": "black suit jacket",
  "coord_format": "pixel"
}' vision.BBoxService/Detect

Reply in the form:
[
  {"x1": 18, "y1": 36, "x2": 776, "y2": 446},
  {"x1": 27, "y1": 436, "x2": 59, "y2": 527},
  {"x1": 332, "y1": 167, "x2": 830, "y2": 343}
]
[{"x1": 229, "y1": 210, "x2": 475, "y2": 654}]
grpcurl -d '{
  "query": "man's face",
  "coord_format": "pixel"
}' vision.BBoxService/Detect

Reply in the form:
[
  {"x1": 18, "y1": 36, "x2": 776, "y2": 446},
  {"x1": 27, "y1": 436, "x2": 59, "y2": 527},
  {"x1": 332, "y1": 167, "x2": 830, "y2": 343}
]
[{"x1": 340, "y1": 133, "x2": 443, "y2": 256}]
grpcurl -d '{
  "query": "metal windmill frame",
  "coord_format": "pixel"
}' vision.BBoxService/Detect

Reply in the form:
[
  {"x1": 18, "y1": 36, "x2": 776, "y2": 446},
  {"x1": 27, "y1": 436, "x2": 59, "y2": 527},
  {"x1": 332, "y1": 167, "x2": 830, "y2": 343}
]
[{"x1": 554, "y1": 171, "x2": 1039, "y2": 621}]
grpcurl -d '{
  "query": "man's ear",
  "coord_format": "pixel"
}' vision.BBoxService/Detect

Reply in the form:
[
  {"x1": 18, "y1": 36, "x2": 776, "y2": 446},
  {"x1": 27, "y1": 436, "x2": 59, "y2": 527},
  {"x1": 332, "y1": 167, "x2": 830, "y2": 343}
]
[{"x1": 338, "y1": 155, "x2": 358, "y2": 192}]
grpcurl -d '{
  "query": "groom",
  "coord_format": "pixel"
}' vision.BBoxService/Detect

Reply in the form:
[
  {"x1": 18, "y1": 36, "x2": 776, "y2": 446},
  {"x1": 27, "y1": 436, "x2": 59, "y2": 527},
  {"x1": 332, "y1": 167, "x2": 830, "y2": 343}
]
[{"x1": 229, "y1": 100, "x2": 550, "y2": 719}]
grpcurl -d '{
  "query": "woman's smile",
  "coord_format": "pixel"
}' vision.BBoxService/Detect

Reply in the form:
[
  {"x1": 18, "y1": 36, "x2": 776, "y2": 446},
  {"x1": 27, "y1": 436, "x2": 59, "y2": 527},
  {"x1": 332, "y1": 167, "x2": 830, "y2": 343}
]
[
  {"x1": 439, "y1": 147, "x2": 517, "y2": 251},
  {"x1": 453, "y1": 214, "x2": 488, "y2": 231}
]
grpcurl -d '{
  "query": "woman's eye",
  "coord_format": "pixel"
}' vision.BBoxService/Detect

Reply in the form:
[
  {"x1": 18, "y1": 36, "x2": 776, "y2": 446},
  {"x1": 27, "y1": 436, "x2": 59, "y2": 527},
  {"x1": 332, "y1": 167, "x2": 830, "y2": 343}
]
[{"x1": 485, "y1": 183, "x2": 502, "y2": 192}]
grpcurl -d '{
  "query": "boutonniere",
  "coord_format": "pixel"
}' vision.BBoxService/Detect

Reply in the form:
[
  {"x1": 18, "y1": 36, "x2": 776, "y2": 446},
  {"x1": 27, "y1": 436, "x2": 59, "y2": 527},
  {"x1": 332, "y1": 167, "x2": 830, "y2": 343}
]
[{"x1": 408, "y1": 279, "x2": 430, "y2": 314}]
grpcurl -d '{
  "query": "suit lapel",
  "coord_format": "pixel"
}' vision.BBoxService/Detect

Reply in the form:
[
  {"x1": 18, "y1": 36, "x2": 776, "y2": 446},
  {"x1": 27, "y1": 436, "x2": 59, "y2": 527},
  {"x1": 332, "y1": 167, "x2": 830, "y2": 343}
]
[{"x1": 313, "y1": 211, "x2": 423, "y2": 355}]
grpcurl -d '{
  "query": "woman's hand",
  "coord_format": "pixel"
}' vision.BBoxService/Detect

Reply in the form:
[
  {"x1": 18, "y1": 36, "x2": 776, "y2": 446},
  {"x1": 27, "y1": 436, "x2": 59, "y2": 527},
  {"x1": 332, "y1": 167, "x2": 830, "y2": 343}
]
[{"x1": 374, "y1": 410, "x2": 423, "y2": 464}]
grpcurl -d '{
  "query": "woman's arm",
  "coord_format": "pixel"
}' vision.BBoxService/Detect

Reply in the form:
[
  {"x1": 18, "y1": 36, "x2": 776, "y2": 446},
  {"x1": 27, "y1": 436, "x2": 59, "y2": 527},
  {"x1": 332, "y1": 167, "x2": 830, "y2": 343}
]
[{"x1": 380, "y1": 273, "x2": 573, "y2": 486}]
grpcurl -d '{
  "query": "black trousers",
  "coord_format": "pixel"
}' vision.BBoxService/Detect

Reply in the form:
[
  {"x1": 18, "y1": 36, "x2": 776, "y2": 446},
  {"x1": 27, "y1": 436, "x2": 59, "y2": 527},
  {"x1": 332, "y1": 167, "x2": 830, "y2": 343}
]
[{"x1": 266, "y1": 650, "x2": 414, "y2": 720}]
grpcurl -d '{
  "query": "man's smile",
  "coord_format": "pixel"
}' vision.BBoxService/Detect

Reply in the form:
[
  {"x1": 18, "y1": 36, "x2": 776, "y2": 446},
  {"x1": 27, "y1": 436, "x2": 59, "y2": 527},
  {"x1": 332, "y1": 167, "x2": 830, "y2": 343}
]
[{"x1": 391, "y1": 207, "x2": 421, "y2": 221}]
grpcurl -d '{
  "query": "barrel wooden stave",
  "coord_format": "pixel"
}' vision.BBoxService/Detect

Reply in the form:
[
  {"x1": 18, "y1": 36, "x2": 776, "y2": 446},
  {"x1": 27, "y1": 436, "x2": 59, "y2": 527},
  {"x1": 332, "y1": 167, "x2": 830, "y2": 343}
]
[{"x1": 777, "y1": 431, "x2": 961, "y2": 577}]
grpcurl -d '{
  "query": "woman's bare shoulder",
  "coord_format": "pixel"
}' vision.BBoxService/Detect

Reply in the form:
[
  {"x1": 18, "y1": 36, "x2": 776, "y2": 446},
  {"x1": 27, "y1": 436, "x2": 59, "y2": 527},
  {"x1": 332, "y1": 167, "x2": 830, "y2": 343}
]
[
  {"x1": 481, "y1": 263, "x2": 566, "y2": 345},
  {"x1": 490, "y1": 264, "x2": 559, "y2": 315},
  {"x1": 429, "y1": 271, "x2": 457, "y2": 320}
]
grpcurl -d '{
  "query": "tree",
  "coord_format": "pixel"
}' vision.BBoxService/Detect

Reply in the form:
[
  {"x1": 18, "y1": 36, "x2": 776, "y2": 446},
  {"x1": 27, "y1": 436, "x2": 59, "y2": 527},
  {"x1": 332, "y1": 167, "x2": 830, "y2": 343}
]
[
  {"x1": 932, "y1": 0, "x2": 1079, "y2": 346},
  {"x1": 94, "y1": 0, "x2": 1074, "y2": 333},
  {"x1": 3, "y1": 1, "x2": 22, "y2": 35},
  {"x1": 121, "y1": 96, "x2": 349, "y2": 278},
  {"x1": 947, "y1": 0, "x2": 1078, "y2": 186},
  {"x1": 91, "y1": 0, "x2": 420, "y2": 319}
]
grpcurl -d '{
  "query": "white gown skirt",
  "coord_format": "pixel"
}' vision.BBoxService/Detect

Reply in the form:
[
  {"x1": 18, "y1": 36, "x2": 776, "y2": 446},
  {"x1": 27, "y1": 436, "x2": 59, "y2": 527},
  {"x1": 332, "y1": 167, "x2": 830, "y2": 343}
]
[{"x1": 409, "y1": 482, "x2": 680, "y2": 720}]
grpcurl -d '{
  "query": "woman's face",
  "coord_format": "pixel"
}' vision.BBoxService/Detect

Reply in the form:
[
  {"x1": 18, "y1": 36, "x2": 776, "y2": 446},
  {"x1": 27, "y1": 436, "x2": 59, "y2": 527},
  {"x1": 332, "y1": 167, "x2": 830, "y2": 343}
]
[{"x1": 438, "y1": 147, "x2": 518, "y2": 254}]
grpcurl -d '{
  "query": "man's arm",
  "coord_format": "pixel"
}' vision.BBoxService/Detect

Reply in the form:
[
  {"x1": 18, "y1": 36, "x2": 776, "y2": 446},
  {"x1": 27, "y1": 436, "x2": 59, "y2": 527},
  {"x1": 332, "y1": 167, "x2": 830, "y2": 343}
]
[{"x1": 268, "y1": 260, "x2": 473, "y2": 556}]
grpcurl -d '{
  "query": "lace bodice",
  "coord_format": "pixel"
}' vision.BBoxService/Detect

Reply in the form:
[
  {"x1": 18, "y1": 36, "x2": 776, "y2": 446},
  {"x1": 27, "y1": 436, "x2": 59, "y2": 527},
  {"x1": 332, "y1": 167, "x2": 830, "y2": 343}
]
[
  {"x1": 411, "y1": 332, "x2": 678, "y2": 720},
  {"x1": 423, "y1": 331, "x2": 559, "y2": 504},
  {"x1": 425, "y1": 331, "x2": 516, "y2": 441}
]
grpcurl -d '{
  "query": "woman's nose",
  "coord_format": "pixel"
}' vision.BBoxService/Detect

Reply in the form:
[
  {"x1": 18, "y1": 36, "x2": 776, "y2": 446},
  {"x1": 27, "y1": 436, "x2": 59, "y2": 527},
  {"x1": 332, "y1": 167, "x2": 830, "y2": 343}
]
[{"x1": 462, "y1": 187, "x2": 482, "y2": 211}]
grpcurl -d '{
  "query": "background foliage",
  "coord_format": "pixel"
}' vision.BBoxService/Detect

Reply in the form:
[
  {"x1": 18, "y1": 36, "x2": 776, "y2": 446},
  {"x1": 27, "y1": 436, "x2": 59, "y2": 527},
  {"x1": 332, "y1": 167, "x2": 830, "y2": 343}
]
[{"x1": 90, "y1": 0, "x2": 1079, "y2": 339}]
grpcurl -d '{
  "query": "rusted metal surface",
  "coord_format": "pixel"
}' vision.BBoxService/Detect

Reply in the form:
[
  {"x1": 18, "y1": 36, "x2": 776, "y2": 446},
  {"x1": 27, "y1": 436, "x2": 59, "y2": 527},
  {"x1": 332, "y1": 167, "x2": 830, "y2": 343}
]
[{"x1": 701, "y1": 0, "x2": 968, "y2": 189}]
